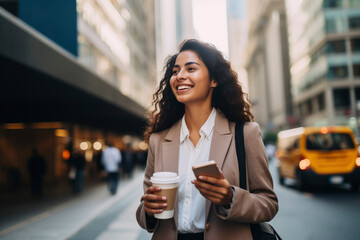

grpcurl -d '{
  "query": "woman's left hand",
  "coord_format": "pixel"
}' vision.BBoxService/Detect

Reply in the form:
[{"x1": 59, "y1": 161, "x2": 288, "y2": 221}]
[{"x1": 191, "y1": 172, "x2": 233, "y2": 207}]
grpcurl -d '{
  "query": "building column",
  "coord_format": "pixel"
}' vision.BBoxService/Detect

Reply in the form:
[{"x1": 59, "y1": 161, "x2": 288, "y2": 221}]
[
  {"x1": 326, "y1": 86, "x2": 335, "y2": 126},
  {"x1": 350, "y1": 86, "x2": 360, "y2": 137}
]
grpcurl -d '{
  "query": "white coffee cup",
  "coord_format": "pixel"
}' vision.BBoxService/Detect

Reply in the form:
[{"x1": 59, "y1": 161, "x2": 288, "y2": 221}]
[{"x1": 150, "y1": 172, "x2": 179, "y2": 219}]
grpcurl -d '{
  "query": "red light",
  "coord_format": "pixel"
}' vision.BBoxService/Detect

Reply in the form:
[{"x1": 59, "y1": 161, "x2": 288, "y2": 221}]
[{"x1": 62, "y1": 149, "x2": 70, "y2": 160}]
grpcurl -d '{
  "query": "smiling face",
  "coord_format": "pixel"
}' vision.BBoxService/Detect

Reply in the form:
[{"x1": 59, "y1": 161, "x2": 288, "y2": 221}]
[{"x1": 170, "y1": 50, "x2": 217, "y2": 107}]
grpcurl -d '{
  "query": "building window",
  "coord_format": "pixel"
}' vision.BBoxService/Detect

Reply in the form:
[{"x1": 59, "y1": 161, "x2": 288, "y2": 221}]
[
  {"x1": 333, "y1": 88, "x2": 350, "y2": 109},
  {"x1": 355, "y1": 87, "x2": 360, "y2": 100},
  {"x1": 325, "y1": 15, "x2": 346, "y2": 33},
  {"x1": 327, "y1": 65, "x2": 348, "y2": 79},
  {"x1": 323, "y1": 0, "x2": 343, "y2": 8},
  {"x1": 299, "y1": 101, "x2": 311, "y2": 117},
  {"x1": 355, "y1": 88, "x2": 360, "y2": 115},
  {"x1": 354, "y1": 64, "x2": 360, "y2": 77},
  {"x1": 325, "y1": 40, "x2": 346, "y2": 53},
  {"x1": 349, "y1": 17, "x2": 360, "y2": 31},
  {"x1": 350, "y1": 38, "x2": 360, "y2": 52},
  {"x1": 306, "y1": 99, "x2": 313, "y2": 115}
]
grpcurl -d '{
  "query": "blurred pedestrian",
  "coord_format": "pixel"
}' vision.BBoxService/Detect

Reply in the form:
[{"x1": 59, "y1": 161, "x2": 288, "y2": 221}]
[
  {"x1": 27, "y1": 148, "x2": 46, "y2": 197},
  {"x1": 70, "y1": 148, "x2": 86, "y2": 194},
  {"x1": 137, "y1": 39, "x2": 278, "y2": 239},
  {"x1": 265, "y1": 143, "x2": 276, "y2": 161},
  {"x1": 122, "y1": 144, "x2": 134, "y2": 178},
  {"x1": 101, "y1": 141, "x2": 122, "y2": 195}
]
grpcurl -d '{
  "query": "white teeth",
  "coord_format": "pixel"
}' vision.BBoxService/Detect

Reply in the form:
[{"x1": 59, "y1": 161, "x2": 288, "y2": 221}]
[{"x1": 178, "y1": 85, "x2": 192, "y2": 90}]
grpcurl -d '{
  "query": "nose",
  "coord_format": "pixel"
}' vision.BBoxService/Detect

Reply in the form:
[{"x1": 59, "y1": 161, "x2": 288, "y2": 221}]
[{"x1": 177, "y1": 68, "x2": 187, "y2": 80}]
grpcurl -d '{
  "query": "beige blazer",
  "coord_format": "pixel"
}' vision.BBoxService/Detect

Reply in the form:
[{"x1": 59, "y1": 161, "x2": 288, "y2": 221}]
[{"x1": 136, "y1": 112, "x2": 278, "y2": 240}]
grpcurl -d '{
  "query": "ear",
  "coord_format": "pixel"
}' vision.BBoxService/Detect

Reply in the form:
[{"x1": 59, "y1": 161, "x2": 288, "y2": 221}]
[{"x1": 211, "y1": 79, "x2": 218, "y2": 88}]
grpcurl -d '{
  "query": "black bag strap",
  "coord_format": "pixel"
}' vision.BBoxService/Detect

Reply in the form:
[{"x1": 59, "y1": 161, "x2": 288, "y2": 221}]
[
  {"x1": 235, "y1": 122, "x2": 282, "y2": 240},
  {"x1": 235, "y1": 122, "x2": 246, "y2": 189}
]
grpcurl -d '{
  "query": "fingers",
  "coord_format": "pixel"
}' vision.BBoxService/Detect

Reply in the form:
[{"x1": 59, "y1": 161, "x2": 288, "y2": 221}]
[
  {"x1": 193, "y1": 179, "x2": 228, "y2": 196},
  {"x1": 195, "y1": 185, "x2": 225, "y2": 202},
  {"x1": 142, "y1": 186, "x2": 168, "y2": 216},
  {"x1": 192, "y1": 176, "x2": 233, "y2": 205},
  {"x1": 197, "y1": 175, "x2": 225, "y2": 185},
  {"x1": 193, "y1": 180, "x2": 228, "y2": 200},
  {"x1": 145, "y1": 186, "x2": 162, "y2": 194},
  {"x1": 144, "y1": 199, "x2": 167, "y2": 215}
]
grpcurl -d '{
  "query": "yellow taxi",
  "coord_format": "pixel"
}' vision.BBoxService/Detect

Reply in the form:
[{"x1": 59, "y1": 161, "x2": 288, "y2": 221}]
[{"x1": 276, "y1": 126, "x2": 360, "y2": 191}]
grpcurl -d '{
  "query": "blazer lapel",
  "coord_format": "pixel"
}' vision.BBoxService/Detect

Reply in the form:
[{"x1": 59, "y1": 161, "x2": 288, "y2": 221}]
[
  {"x1": 161, "y1": 119, "x2": 181, "y2": 173},
  {"x1": 205, "y1": 112, "x2": 232, "y2": 221},
  {"x1": 161, "y1": 119, "x2": 181, "y2": 228}
]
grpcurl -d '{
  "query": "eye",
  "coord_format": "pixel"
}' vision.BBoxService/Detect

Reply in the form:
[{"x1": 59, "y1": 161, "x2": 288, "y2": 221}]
[
  {"x1": 172, "y1": 69, "x2": 179, "y2": 75},
  {"x1": 187, "y1": 66, "x2": 197, "y2": 71}
]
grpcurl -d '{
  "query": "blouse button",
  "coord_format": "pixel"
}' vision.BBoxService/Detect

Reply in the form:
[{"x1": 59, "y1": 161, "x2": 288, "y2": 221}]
[{"x1": 205, "y1": 223, "x2": 210, "y2": 231}]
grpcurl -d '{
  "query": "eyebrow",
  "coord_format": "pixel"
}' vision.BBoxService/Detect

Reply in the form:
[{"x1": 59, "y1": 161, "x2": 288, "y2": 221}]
[{"x1": 173, "y1": 62, "x2": 201, "y2": 68}]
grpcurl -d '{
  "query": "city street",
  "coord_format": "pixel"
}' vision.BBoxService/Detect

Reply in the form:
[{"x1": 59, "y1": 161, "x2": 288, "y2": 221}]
[
  {"x1": 1, "y1": 162, "x2": 360, "y2": 240},
  {"x1": 269, "y1": 161, "x2": 360, "y2": 240},
  {"x1": 1, "y1": 1, "x2": 360, "y2": 240}
]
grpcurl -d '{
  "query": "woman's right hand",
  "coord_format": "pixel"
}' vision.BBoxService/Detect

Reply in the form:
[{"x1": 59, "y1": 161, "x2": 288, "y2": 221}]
[{"x1": 141, "y1": 186, "x2": 167, "y2": 216}]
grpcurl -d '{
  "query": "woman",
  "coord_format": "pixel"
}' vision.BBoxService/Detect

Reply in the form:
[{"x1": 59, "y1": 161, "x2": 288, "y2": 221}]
[{"x1": 136, "y1": 39, "x2": 278, "y2": 240}]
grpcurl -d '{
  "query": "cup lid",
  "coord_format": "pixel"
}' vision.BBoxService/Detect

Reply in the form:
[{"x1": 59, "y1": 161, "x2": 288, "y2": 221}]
[{"x1": 150, "y1": 172, "x2": 179, "y2": 184}]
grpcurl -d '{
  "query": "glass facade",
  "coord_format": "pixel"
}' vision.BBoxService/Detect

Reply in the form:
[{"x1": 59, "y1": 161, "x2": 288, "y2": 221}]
[
  {"x1": 327, "y1": 65, "x2": 348, "y2": 79},
  {"x1": 349, "y1": 16, "x2": 360, "y2": 30},
  {"x1": 76, "y1": 0, "x2": 156, "y2": 107},
  {"x1": 354, "y1": 64, "x2": 360, "y2": 77},
  {"x1": 325, "y1": 12, "x2": 346, "y2": 33},
  {"x1": 351, "y1": 38, "x2": 360, "y2": 52},
  {"x1": 323, "y1": 0, "x2": 344, "y2": 9},
  {"x1": 288, "y1": 0, "x2": 360, "y2": 86},
  {"x1": 286, "y1": 0, "x2": 360, "y2": 132},
  {"x1": 333, "y1": 88, "x2": 350, "y2": 110},
  {"x1": 326, "y1": 39, "x2": 346, "y2": 53}
]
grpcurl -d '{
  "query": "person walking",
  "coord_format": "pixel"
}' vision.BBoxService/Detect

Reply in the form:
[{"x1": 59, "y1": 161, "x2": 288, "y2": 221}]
[
  {"x1": 71, "y1": 148, "x2": 86, "y2": 194},
  {"x1": 101, "y1": 142, "x2": 122, "y2": 195},
  {"x1": 136, "y1": 39, "x2": 278, "y2": 240},
  {"x1": 122, "y1": 143, "x2": 134, "y2": 178},
  {"x1": 27, "y1": 148, "x2": 46, "y2": 197}
]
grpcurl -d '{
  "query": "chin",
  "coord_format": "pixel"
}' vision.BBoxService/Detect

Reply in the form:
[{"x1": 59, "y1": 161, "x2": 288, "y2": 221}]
[{"x1": 175, "y1": 98, "x2": 188, "y2": 104}]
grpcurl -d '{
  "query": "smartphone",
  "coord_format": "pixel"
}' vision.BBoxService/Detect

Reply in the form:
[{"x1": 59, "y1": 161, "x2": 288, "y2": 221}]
[{"x1": 192, "y1": 160, "x2": 221, "y2": 179}]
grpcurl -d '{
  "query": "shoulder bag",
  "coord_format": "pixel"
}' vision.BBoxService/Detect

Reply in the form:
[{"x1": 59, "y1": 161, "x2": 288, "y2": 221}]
[{"x1": 235, "y1": 122, "x2": 282, "y2": 240}]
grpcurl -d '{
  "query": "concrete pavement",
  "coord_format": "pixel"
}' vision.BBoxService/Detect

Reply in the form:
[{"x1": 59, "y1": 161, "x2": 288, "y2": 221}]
[{"x1": 0, "y1": 168, "x2": 152, "y2": 240}]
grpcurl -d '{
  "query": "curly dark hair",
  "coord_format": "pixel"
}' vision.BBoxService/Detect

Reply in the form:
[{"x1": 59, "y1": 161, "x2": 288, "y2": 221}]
[{"x1": 144, "y1": 39, "x2": 253, "y2": 142}]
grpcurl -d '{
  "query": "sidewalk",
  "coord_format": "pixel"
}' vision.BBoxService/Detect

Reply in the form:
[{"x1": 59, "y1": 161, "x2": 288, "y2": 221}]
[{"x1": 0, "y1": 168, "x2": 152, "y2": 240}]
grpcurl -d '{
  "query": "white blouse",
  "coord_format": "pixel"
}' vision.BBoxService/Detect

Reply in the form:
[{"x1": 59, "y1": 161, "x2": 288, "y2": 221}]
[{"x1": 177, "y1": 108, "x2": 216, "y2": 233}]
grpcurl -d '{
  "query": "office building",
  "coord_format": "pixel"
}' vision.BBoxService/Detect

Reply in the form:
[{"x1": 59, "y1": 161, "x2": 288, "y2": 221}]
[
  {"x1": 245, "y1": 0, "x2": 293, "y2": 132},
  {"x1": 227, "y1": 0, "x2": 249, "y2": 93},
  {"x1": 285, "y1": 0, "x2": 360, "y2": 135},
  {"x1": 0, "y1": 0, "x2": 156, "y2": 190},
  {"x1": 154, "y1": 0, "x2": 194, "y2": 79}
]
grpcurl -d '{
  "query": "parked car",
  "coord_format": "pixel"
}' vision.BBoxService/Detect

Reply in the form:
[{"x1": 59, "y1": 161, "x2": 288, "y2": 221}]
[{"x1": 276, "y1": 126, "x2": 360, "y2": 191}]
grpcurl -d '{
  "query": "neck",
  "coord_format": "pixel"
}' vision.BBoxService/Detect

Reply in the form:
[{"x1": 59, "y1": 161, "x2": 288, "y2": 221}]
[{"x1": 184, "y1": 104, "x2": 213, "y2": 133}]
